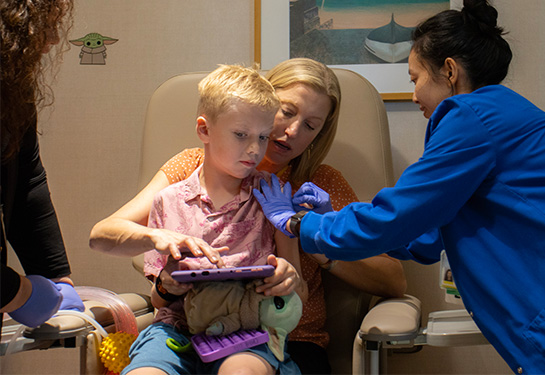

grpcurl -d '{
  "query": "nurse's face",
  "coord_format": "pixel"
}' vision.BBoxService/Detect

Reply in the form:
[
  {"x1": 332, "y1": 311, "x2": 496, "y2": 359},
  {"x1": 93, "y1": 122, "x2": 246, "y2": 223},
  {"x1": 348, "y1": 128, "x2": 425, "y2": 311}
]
[
  {"x1": 261, "y1": 83, "x2": 331, "y2": 172},
  {"x1": 409, "y1": 50, "x2": 452, "y2": 119}
]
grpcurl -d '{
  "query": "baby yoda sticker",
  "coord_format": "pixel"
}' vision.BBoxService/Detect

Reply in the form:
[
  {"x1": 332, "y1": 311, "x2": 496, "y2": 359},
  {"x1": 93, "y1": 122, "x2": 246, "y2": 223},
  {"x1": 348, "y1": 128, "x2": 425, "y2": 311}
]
[{"x1": 70, "y1": 33, "x2": 118, "y2": 65}]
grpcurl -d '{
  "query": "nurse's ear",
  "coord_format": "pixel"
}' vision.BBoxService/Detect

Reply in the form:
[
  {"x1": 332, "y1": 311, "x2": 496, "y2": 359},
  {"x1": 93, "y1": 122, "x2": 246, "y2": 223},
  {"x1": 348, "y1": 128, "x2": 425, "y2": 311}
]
[
  {"x1": 196, "y1": 116, "x2": 211, "y2": 144},
  {"x1": 442, "y1": 57, "x2": 473, "y2": 95}
]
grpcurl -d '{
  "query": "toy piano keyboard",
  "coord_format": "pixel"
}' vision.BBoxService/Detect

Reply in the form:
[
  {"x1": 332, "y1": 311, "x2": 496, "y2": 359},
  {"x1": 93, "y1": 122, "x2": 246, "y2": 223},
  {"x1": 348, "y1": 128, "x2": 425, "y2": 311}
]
[{"x1": 191, "y1": 329, "x2": 269, "y2": 362}]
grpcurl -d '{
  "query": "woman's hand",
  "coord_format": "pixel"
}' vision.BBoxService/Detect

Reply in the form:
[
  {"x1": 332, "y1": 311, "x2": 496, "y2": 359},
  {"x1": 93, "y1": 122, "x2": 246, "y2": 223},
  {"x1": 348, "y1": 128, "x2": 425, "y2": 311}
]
[
  {"x1": 253, "y1": 175, "x2": 296, "y2": 237},
  {"x1": 292, "y1": 182, "x2": 333, "y2": 214},
  {"x1": 150, "y1": 228, "x2": 228, "y2": 268},
  {"x1": 8, "y1": 275, "x2": 63, "y2": 328},
  {"x1": 256, "y1": 255, "x2": 308, "y2": 302}
]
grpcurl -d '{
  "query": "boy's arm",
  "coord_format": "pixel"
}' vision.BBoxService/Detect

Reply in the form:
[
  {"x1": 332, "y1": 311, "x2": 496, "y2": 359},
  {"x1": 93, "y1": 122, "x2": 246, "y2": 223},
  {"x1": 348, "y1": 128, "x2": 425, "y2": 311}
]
[
  {"x1": 150, "y1": 258, "x2": 194, "y2": 309},
  {"x1": 264, "y1": 232, "x2": 308, "y2": 302},
  {"x1": 150, "y1": 278, "x2": 171, "y2": 309}
]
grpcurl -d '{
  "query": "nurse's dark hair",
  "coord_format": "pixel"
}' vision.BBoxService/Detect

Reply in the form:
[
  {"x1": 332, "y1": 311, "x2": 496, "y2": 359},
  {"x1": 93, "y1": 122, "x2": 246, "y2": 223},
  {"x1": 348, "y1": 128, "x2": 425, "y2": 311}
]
[{"x1": 411, "y1": 0, "x2": 512, "y2": 90}]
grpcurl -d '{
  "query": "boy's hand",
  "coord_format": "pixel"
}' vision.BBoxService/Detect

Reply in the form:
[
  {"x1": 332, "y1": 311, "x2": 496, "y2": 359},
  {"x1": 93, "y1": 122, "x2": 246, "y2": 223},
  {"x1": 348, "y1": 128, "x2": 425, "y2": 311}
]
[
  {"x1": 150, "y1": 228, "x2": 228, "y2": 268},
  {"x1": 255, "y1": 255, "x2": 302, "y2": 297},
  {"x1": 158, "y1": 256, "x2": 194, "y2": 296}
]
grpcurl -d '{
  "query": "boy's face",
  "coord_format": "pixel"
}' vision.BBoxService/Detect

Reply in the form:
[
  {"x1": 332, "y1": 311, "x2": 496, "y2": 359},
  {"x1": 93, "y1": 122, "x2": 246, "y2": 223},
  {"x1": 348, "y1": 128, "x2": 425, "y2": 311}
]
[{"x1": 201, "y1": 101, "x2": 275, "y2": 180}]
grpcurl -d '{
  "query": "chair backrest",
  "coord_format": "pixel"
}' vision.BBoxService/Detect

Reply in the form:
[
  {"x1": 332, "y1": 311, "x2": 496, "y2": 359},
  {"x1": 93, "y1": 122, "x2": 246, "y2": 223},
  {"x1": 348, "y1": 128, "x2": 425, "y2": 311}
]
[
  {"x1": 137, "y1": 68, "x2": 394, "y2": 374},
  {"x1": 138, "y1": 69, "x2": 393, "y2": 200}
]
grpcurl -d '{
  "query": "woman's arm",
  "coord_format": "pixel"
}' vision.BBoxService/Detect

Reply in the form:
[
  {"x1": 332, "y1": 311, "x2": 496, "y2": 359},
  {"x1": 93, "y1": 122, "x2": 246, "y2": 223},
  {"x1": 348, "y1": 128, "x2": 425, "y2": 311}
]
[
  {"x1": 5, "y1": 127, "x2": 71, "y2": 279},
  {"x1": 89, "y1": 171, "x2": 170, "y2": 256},
  {"x1": 310, "y1": 252, "x2": 406, "y2": 297},
  {"x1": 89, "y1": 171, "x2": 226, "y2": 265},
  {"x1": 308, "y1": 165, "x2": 407, "y2": 298}
]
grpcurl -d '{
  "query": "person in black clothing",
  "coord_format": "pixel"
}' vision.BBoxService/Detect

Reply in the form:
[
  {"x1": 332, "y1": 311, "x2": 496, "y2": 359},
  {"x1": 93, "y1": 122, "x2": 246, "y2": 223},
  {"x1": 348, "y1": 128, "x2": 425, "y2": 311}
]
[{"x1": 1, "y1": 0, "x2": 84, "y2": 329}]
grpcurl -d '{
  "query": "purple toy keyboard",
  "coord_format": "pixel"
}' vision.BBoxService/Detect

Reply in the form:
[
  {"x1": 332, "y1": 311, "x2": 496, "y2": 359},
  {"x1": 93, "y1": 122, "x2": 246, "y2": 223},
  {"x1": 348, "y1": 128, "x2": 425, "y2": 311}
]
[{"x1": 191, "y1": 329, "x2": 269, "y2": 363}]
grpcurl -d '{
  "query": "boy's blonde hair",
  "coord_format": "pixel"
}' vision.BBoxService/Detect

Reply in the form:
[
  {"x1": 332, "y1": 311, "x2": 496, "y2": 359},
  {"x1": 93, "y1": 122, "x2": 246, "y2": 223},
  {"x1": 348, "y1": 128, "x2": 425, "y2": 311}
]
[
  {"x1": 265, "y1": 58, "x2": 341, "y2": 185},
  {"x1": 198, "y1": 64, "x2": 280, "y2": 121}
]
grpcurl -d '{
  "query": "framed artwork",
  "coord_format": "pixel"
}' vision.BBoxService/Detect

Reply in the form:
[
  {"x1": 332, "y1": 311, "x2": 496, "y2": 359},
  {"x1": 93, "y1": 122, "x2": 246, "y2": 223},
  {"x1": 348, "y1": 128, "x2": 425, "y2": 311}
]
[{"x1": 255, "y1": 0, "x2": 451, "y2": 101}]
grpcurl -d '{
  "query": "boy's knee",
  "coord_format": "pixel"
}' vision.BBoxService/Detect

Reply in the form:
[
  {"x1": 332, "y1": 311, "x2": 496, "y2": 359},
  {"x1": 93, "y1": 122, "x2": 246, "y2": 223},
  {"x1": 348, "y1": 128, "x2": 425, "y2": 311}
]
[{"x1": 218, "y1": 352, "x2": 274, "y2": 375}]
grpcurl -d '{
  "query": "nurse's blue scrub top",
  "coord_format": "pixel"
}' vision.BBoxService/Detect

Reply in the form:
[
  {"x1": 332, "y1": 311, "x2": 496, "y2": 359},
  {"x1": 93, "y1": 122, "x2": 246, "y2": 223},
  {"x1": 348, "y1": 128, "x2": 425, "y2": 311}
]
[{"x1": 300, "y1": 85, "x2": 545, "y2": 373}]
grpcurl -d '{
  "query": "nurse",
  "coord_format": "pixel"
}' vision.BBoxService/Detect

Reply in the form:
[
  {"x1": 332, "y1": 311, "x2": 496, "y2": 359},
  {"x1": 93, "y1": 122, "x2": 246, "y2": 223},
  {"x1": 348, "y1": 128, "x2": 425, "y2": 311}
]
[{"x1": 254, "y1": 0, "x2": 545, "y2": 373}]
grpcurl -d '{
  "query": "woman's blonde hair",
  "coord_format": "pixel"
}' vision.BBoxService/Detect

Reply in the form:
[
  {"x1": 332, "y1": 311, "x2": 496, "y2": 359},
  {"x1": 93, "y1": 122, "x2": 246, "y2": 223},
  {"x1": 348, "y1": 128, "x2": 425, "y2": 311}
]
[
  {"x1": 265, "y1": 58, "x2": 341, "y2": 185},
  {"x1": 198, "y1": 64, "x2": 280, "y2": 122},
  {"x1": 1, "y1": 0, "x2": 74, "y2": 161}
]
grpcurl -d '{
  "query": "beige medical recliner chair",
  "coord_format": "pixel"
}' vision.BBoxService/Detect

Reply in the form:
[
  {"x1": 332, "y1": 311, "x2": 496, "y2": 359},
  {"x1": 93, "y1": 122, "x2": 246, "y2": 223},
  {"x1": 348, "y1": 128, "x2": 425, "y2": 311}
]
[
  {"x1": 132, "y1": 68, "x2": 423, "y2": 375},
  {"x1": 0, "y1": 68, "x2": 416, "y2": 375},
  {"x1": 133, "y1": 69, "x2": 488, "y2": 375}
]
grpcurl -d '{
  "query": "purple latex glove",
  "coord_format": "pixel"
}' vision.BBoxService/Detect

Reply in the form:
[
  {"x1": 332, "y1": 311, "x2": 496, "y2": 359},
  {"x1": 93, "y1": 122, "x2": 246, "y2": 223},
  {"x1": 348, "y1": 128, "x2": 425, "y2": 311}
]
[
  {"x1": 292, "y1": 182, "x2": 333, "y2": 214},
  {"x1": 253, "y1": 174, "x2": 296, "y2": 238},
  {"x1": 57, "y1": 283, "x2": 85, "y2": 312},
  {"x1": 9, "y1": 275, "x2": 62, "y2": 328}
]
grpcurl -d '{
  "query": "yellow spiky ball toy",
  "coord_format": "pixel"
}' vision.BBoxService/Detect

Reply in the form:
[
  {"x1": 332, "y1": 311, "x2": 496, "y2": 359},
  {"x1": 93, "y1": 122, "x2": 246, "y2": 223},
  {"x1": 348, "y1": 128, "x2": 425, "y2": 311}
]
[{"x1": 99, "y1": 331, "x2": 137, "y2": 374}]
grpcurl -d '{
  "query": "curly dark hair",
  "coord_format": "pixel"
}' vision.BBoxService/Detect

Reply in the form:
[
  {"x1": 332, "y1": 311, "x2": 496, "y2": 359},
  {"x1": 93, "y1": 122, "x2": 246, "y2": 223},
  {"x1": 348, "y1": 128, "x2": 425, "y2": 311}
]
[{"x1": 1, "y1": 0, "x2": 74, "y2": 161}]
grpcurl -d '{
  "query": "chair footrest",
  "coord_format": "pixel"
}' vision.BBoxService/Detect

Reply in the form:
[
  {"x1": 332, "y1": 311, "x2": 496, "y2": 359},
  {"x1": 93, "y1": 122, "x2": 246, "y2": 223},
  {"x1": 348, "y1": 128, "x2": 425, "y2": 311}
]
[{"x1": 425, "y1": 309, "x2": 488, "y2": 347}]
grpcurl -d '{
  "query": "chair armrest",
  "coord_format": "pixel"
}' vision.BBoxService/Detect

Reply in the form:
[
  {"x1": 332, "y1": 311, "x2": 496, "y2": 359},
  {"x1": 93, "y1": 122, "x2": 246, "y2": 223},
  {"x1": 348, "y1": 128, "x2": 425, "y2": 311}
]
[
  {"x1": 358, "y1": 294, "x2": 422, "y2": 342},
  {"x1": 132, "y1": 254, "x2": 146, "y2": 277}
]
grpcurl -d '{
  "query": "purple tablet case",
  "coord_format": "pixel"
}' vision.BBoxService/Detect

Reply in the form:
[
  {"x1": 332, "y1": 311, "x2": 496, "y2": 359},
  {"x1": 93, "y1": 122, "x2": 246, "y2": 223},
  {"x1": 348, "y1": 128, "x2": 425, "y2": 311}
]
[
  {"x1": 171, "y1": 265, "x2": 275, "y2": 283},
  {"x1": 191, "y1": 329, "x2": 269, "y2": 363}
]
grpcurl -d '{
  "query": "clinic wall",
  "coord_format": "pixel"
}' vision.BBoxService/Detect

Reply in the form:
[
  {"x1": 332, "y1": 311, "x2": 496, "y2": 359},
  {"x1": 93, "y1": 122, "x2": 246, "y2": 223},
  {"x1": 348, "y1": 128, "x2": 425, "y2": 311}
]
[{"x1": 4, "y1": 0, "x2": 543, "y2": 373}]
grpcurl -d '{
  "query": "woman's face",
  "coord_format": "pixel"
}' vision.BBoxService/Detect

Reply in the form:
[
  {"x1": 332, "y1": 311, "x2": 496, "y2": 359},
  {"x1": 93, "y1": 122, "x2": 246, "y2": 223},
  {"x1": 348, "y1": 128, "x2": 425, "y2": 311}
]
[
  {"x1": 261, "y1": 83, "x2": 331, "y2": 172},
  {"x1": 409, "y1": 50, "x2": 452, "y2": 119}
]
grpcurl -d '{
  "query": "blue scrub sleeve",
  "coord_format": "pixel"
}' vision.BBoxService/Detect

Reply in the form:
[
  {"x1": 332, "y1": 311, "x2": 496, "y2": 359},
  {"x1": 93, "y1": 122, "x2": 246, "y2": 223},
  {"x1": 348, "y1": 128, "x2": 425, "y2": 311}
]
[{"x1": 299, "y1": 100, "x2": 495, "y2": 261}]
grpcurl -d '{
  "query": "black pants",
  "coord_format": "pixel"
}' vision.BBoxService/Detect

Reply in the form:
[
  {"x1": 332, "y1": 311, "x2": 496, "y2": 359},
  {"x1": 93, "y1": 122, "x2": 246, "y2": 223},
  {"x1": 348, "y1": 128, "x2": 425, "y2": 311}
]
[{"x1": 288, "y1": 341, "x2": 331, "y2": 375}]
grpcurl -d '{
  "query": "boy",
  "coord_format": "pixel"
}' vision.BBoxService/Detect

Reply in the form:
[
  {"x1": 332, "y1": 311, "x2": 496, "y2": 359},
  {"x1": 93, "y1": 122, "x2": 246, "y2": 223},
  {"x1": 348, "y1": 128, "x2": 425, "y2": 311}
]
[{"x1": 123, "y1": 65, "x2": 305, "y2": 375}]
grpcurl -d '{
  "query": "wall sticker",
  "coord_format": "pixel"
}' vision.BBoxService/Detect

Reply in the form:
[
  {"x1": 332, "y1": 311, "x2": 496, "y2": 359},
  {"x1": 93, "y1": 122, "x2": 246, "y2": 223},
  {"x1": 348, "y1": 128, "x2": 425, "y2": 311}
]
[{"x1": 69, "y1": 33, "x2": 118, "y2": 65}]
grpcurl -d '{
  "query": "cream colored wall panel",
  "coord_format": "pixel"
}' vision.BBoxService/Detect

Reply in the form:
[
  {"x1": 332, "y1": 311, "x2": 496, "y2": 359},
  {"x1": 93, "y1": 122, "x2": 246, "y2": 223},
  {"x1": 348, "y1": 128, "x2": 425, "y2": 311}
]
[{"x1": 496, "y1": 0, "x2": 545, "y2": 110}]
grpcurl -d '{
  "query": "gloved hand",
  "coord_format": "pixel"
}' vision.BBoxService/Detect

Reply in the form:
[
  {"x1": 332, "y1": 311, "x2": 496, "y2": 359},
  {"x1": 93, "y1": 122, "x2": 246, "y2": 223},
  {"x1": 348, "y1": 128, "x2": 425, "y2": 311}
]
[
  {"x1": 57, "y1": 283, "x2": 85, "y2": 312},
  {"x1": 292, "y1": 182, "x2": 333, "y2": 214},
  {"x1": 253, "y1": 174, "x2": 296, "y2": 238},
  {"x1": 9, "y1": 275, "x2": 63, "y2": 328}
]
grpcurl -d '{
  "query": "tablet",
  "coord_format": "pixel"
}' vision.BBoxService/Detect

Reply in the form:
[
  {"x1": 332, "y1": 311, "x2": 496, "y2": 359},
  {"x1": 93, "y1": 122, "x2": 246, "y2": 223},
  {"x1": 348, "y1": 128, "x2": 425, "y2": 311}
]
[{"x1": 170, "y1": 265, "x2": 275, "y2": 283}]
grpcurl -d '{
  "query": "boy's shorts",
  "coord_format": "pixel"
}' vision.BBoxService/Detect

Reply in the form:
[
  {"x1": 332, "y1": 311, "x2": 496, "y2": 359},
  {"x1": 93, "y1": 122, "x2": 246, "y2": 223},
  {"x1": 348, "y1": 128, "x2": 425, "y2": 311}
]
[{"x1": 121, "y1": 322, "x2": 300, "y2": 375}]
